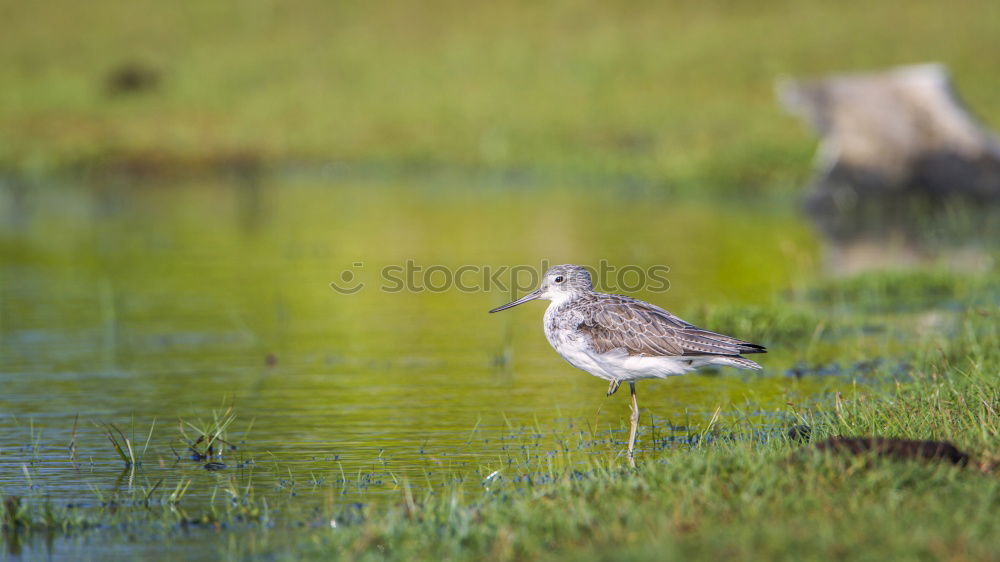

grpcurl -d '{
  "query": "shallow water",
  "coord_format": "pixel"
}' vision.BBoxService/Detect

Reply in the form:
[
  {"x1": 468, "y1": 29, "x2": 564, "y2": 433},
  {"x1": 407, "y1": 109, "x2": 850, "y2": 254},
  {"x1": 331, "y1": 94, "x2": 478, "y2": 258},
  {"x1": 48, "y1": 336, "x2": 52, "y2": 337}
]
[{"x1": 0, "y1": 174, "x2": 863, "y2": 557}]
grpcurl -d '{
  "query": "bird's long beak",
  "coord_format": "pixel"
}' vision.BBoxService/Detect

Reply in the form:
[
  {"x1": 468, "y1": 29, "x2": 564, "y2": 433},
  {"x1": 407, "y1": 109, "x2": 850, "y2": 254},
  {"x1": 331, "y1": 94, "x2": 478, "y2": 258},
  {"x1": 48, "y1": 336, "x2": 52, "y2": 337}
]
[{"x1": 489, "y1": 289, "x2": 542, "y2": 313}]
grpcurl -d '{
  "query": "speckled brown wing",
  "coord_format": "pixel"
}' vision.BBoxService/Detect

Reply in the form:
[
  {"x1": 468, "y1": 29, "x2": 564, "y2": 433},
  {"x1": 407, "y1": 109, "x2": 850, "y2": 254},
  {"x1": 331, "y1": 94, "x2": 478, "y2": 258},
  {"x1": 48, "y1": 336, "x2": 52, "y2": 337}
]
[{"x1": 575, "y1": 294, "x2": 766, "y2": 358}]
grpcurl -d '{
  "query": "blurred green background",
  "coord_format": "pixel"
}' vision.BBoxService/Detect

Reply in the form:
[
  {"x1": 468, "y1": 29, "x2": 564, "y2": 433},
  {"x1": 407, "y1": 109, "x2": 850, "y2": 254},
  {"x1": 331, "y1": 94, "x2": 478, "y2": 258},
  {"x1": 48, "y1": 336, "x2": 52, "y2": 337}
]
[
  {"x1": 3, "y1": 1, "x2": 1000, "y2": 558},
  {"x1": 2, "y1": 0, "x2": 998, "y2": 190}
]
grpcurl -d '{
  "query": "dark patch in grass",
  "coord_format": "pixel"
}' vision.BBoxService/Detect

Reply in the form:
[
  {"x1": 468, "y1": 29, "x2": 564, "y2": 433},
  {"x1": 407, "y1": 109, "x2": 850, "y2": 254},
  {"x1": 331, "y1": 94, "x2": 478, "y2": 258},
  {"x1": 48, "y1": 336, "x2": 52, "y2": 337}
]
[
  {"x1": 786, "y1": 425, "x2": 812, "y2": 442},
  {"x1": 785, "y1": 359, "x2": 912, "y2": 382},
  {"x1": 78, "y1": 148, "x2": 264, "y2": 182},
  {"x1": 813, "y1": 437, "x2": 970, "y2": 467},
  {"x1": 105, "y1": 61, "x2": 160, "y2": 96}
]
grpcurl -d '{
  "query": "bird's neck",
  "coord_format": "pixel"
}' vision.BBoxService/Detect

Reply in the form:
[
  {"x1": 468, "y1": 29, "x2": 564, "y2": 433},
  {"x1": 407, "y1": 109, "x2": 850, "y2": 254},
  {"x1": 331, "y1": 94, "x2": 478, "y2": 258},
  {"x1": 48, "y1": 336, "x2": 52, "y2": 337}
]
[{"x1": 546, "y1": 290, "x2": 586, "y2": 309}]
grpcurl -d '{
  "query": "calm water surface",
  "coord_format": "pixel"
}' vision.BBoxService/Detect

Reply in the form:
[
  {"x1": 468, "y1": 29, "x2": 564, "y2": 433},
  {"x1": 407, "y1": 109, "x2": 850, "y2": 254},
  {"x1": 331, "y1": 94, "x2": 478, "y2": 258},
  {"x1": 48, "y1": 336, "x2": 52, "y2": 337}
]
[{"x1": 0, "y1": 175, "x2": 857, "y2": 558}]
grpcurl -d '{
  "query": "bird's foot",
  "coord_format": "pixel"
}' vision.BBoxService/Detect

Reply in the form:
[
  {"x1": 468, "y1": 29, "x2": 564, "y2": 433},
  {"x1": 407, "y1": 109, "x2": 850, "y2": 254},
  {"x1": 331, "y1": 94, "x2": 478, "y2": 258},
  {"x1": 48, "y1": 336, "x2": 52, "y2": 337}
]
[{"x1": 607, "y1": 380, "x2": 621, "y2": 396}]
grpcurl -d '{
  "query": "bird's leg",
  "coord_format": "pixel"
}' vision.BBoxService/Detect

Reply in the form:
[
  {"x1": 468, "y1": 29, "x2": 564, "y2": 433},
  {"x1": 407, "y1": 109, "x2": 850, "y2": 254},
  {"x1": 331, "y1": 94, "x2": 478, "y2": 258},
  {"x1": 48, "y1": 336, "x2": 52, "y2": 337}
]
[
  {"x1": 607, "y1": 379, "x2": 621, "y2": 396},
  {"x1": 627, "y1": 382, "x2": 639, "y2": 468}
]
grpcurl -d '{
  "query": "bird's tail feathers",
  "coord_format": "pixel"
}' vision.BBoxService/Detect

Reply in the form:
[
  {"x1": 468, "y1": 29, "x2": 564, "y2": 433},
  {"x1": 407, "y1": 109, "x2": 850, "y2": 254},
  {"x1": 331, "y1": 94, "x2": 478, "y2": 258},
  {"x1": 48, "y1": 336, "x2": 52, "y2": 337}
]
[{"x1": 713, "y1": 356, "x2": 763, "y2": 371}]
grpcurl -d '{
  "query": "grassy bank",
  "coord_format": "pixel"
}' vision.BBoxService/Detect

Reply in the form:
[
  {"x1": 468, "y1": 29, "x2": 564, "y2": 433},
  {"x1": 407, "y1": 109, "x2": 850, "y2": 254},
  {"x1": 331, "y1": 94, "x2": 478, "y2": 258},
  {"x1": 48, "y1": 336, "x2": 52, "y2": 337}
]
[
  {"x1": 3, "y1": 0, "x2": 1000, "y2": 191},
  {"x1": 3, "y1": 272, "x2": 998, "y2": 560}
]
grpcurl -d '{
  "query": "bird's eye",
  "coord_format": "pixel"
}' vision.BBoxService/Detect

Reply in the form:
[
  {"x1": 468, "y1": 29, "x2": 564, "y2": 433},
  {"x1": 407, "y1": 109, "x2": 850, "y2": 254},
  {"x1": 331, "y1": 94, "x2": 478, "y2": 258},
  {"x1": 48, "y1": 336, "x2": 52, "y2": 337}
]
[{"x1": 554, "y1": 276, "x2": 564, "y2": 283}]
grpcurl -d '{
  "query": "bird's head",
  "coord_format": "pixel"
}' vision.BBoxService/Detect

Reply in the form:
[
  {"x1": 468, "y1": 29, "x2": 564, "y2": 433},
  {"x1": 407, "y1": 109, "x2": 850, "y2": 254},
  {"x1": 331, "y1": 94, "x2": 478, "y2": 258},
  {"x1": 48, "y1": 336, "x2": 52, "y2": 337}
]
[{"x1": 489, "y1": 264, "x2": 593, "y2": 312}]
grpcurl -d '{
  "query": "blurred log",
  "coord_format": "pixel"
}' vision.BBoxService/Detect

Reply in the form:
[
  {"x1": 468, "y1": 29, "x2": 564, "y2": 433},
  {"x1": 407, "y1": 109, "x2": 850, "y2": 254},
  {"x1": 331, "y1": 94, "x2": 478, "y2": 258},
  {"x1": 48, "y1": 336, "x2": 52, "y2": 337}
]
[
  {"x1": 780, "y1": 63, "x2": 1000, "y2": 207},
  {"x1": 778, "y1": 64, "x2": 1000, "y2": 272}
]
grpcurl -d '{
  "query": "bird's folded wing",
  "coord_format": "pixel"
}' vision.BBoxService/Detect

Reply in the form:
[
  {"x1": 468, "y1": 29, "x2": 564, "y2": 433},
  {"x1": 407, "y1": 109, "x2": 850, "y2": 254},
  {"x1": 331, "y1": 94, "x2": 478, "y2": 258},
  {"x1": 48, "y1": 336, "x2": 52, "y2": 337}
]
[{"x1": 576, "y1": 295, "x2": 765, "y2": 358}]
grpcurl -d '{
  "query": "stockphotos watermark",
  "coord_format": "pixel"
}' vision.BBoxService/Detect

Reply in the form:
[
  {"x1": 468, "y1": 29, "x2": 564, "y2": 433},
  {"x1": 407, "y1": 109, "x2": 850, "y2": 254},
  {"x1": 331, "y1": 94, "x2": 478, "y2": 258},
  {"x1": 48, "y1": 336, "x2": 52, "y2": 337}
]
[{"x1": 329, "y1": 260, "x2": 670, "y2": 295}]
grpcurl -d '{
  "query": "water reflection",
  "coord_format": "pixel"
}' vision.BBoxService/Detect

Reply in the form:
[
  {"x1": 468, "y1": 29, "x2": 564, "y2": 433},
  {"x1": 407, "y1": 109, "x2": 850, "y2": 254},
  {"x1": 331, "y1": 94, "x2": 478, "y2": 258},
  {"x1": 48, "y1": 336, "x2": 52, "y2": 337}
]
[{"x1": 806, "y1": 195, "x2": 999, "y2": 275}]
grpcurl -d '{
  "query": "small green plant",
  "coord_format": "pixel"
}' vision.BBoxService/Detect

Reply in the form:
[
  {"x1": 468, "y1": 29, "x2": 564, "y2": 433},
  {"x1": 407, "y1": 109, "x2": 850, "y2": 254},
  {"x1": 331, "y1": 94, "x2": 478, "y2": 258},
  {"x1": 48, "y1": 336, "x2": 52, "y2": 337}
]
[
  {"x1": 178, "y1": 404, "x2": 239, "y2": 461},
  {"x1": 99, "y1": 423, "x2": 136, "y2": 467},
  {"x1": 97, "y1": 419, "x2": 155, "y2": 468}
]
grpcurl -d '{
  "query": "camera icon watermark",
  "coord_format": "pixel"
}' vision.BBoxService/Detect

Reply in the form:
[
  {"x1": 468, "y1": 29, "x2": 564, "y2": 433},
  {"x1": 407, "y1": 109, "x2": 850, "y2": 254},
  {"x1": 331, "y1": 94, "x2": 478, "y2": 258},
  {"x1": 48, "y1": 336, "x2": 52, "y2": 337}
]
[
  {"x1": 330, "y1": 260, "x2": 670, "y2": 295},
  {"x1": 329, "y1": 262, "x2": 366, "y2": 294}
]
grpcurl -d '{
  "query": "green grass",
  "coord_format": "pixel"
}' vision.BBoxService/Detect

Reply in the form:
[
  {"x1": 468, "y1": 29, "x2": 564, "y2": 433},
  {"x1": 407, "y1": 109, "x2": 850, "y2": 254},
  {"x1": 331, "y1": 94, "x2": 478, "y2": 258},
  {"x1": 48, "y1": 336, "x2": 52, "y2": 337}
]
[
  {"x1": 2, "y1": 0, "x2": 1000, "y2": 192},
  {"x1": 3, "y1": 285, "x2": 997, "y2": 560},
  {"x1": 807, "y1": 269, "x2": 1000, "y2": 314},
  {"x1": 692, "y1": 302, "x2": 822, "y2": 347}
]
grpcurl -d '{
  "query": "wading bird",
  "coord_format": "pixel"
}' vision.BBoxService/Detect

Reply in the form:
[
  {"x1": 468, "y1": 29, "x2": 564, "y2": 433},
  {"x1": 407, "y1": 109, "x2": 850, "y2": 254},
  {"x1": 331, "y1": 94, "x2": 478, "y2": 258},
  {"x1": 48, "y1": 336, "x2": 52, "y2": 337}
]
[{"x1": 489, "y1": 264, "x2": 766, "y2": 466}]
